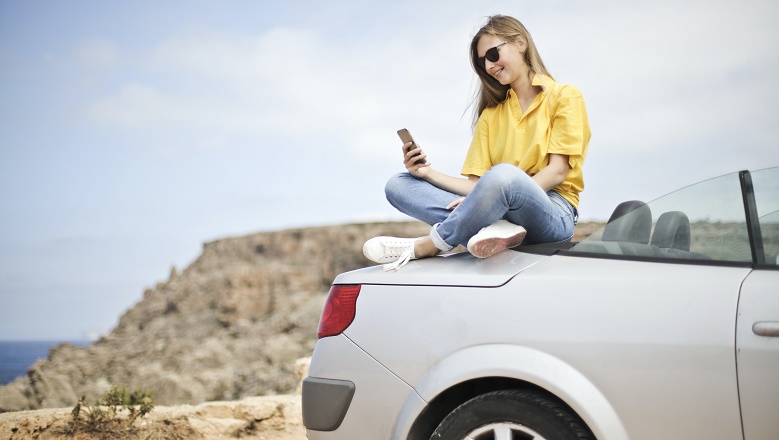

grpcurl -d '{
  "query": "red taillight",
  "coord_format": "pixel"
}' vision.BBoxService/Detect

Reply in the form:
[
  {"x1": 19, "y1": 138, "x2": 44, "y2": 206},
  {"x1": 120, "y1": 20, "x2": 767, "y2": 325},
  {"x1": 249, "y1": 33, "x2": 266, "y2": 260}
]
[{"x1": 317, "y1": 285, "x2": 361, "y2": 339}]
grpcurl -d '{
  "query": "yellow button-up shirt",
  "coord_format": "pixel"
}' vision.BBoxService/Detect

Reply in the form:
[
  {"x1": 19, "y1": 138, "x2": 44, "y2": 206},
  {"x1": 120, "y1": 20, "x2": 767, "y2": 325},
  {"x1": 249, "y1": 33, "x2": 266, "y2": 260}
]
[{"x1": 461, "y1": 74, "x2": 590, "y2": 208}]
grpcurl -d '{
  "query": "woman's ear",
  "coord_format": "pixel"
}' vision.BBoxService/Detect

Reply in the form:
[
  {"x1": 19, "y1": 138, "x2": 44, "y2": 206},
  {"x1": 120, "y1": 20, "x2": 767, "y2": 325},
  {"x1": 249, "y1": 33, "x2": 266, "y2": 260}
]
[{"x1": 514, "y1": 37, "x2": 527, "y2": 52}]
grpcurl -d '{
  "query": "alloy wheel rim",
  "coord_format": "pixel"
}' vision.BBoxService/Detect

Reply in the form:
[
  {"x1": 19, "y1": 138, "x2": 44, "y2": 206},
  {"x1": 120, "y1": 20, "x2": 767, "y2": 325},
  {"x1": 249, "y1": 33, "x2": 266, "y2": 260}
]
[{"x1": 463, "y1": 422, "x2": 547, "y2": 440}]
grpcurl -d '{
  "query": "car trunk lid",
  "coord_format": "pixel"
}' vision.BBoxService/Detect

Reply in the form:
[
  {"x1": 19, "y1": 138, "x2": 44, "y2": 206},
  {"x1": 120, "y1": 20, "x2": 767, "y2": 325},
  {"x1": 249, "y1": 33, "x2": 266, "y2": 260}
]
[{"x1": 333, "y1": 250, "x2": 546, "y2": 287}]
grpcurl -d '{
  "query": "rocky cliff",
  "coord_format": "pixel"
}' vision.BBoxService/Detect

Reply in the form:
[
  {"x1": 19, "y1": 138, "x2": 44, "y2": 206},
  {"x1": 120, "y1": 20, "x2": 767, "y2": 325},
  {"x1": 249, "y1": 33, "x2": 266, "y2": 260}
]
[{"x1": 0, "y1": 221, "x2": 601, "y2": 412}]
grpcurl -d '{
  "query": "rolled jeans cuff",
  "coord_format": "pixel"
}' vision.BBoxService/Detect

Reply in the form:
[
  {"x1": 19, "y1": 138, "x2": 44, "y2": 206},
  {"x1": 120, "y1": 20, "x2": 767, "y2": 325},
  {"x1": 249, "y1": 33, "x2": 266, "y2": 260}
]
[{"x1": 430, "y1": 223, "x2": 455, "y2": 253}]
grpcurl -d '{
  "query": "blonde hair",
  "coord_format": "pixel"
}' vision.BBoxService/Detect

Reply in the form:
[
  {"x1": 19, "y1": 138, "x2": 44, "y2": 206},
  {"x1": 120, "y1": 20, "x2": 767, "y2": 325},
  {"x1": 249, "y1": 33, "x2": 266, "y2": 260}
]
[{"x1": 469, "y1": 15, "x2": 553, "y2": 127}]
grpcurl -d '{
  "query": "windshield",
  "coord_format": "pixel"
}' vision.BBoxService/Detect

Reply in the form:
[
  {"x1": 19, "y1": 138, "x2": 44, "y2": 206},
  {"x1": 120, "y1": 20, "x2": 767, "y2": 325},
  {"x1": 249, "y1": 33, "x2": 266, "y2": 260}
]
[{"x1": 570, "y1": 167, "x2": 779, "y2": 266}]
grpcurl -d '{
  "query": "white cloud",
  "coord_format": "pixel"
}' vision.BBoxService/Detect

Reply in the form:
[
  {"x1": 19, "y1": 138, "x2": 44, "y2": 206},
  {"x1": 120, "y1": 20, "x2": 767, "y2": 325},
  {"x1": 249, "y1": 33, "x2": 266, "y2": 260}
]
[
  {"x1": 84, "y1": 23, "x2": 479, "y2": 165},
  {"x1": 538, "y1": 0, "x2": 779, "y2": 153},
  {"x1": 89, "y1": 82, "x2": 262, "y2": 131},
  {"x1": 81, "y1": 0, "x2": 779, "y2": 186},
  {"x1": 84, "y1": 0, "x2": 779, "y2": 161}
]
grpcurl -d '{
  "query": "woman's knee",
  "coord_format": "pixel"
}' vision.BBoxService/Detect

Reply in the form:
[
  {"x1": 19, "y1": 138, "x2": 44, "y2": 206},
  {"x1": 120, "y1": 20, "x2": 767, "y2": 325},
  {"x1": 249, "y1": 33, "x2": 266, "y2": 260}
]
[
  {"x1": 384, "y1": 172, "x2": 413, "y2": 204},
  {"x1": 479, "y1": 164, "x2": 529, "y2": 193}
]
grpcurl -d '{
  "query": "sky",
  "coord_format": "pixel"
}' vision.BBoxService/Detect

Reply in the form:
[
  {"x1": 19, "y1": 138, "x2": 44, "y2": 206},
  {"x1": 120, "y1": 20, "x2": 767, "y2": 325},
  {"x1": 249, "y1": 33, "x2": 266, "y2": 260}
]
[{"x1": 1, "y1": 0, "x2": 778, "y2": 340}]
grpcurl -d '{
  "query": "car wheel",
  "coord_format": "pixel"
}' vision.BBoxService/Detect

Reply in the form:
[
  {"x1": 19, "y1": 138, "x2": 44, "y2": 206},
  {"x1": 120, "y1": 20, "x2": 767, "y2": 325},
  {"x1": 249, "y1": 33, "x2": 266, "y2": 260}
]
[{"x1": 430, "y1": 390, "x2": 593, "y2": 440}]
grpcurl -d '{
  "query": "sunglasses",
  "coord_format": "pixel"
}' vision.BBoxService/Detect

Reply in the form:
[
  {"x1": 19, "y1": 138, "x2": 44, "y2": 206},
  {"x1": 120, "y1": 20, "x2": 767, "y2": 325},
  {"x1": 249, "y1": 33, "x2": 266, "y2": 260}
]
[{"x1": 477, "y1": 42, "x2": 508, "y2": 70}]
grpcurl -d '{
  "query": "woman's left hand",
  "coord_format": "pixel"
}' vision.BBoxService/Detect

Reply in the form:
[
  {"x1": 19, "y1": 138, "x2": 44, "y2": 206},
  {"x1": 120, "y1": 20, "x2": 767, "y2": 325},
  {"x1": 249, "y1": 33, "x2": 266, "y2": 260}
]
[{"x1": 446, "y1": 197, "x2": 465, "y2": 211}]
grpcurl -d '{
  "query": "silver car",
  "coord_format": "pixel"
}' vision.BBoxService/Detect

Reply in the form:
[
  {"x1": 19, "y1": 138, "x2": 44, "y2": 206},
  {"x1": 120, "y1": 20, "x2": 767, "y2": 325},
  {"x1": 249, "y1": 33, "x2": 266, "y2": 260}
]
[{"x1": 303, "y1": 167, "x2": 779, "y2": 440}]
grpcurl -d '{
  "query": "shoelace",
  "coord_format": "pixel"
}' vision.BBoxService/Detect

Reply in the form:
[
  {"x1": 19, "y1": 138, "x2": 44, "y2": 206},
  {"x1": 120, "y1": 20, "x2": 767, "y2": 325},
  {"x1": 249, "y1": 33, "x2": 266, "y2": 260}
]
[
  {"x1": 380, "y1": 240, "x2": 415, "y2": 258},
  {"x1": 384, "y1": 248, "x2": 414, "y2": 272}
]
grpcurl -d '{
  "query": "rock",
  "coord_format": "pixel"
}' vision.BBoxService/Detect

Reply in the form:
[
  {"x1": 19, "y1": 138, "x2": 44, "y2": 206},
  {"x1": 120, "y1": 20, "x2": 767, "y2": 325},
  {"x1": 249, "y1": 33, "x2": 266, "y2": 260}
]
[
  {"x1": 0, "y1": 393, "x2": 305, "y2": 439},
  {"x1": 293, "y1": 358, "x2": 310, "y2": 395}
]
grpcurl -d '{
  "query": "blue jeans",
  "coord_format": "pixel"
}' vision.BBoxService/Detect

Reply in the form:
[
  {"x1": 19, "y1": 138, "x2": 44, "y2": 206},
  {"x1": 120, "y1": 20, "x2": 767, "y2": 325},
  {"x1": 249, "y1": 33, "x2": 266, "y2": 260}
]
[{"x1": 385, "y1": 164, "x2": 576, "y2": 251}]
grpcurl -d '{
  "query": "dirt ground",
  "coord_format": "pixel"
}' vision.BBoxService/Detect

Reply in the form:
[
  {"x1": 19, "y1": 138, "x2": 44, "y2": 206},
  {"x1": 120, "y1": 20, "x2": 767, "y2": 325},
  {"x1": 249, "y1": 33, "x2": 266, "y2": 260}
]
[{"x1": 0, "y1": 394, "x2": 307, "y2": 440}]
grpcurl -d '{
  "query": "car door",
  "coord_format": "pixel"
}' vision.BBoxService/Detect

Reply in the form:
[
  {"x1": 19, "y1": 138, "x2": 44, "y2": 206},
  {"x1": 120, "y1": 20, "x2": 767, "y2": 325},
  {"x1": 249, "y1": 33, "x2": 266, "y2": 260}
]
[
  {"x1": 735, "y1": 167, "x2": 779, "y2": 440},
  {"x1": 737, "y1": 270, "x2": 779, "y2": 440},
  {"x1": 568, "y1": 167, "x2": 779, "y2": 438}
]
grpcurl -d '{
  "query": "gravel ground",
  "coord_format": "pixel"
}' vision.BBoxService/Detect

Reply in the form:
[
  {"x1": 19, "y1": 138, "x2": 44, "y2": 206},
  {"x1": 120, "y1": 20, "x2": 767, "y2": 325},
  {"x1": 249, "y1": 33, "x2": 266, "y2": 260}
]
[{"x1": 0, "y1": 394, "x2": 306, "y2": 440}]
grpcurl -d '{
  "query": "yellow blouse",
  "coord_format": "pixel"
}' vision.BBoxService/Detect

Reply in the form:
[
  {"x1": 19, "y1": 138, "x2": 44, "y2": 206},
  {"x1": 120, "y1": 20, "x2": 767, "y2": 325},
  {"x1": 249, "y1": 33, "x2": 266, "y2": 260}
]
[{"x1": 461, "y1": 74, "x2": 591, "y2": 208}]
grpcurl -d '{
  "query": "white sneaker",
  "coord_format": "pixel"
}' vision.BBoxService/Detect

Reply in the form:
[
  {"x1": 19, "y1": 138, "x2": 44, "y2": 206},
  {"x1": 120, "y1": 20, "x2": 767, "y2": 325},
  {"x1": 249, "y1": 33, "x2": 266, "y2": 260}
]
[
  {"x1": 363, "y1": 236, "x2": 424, "y2": 271},
  {"x1": 467, "y1": 220, "x2": 527, "y2": 258}
]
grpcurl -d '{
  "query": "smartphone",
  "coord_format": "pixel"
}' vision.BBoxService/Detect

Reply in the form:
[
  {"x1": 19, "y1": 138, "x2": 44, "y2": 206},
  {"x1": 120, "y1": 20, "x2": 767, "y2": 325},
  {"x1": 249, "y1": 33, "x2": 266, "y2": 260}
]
[{"x1": 396, "y1": 128, "x2": 427, "y2": 164}]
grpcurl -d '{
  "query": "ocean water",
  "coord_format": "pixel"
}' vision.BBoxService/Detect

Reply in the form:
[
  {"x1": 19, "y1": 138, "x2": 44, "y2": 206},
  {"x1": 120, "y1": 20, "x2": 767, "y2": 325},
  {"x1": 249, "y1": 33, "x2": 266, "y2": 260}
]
[{"x1": 0, "y1": 340, "x2": 91, "y2": 385}]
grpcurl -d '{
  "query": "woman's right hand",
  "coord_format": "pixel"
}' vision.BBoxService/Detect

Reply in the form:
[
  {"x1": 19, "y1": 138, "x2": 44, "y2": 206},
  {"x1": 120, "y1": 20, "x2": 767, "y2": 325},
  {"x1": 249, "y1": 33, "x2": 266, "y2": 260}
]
[{"x1": 403, "y1": 142, "x2": 431, "y2": 177}]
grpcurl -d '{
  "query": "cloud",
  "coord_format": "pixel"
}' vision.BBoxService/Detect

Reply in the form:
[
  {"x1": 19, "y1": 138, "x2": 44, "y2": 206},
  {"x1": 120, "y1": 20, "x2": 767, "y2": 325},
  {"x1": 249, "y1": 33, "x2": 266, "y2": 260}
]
[
  {"x1": 89, "y1": 82, "x2": 264, "y2": 132},
  {"x1": 538, "y1": 0, "x2": 779, "y2": 153},
  {"x1": 82, "y1": 0, "x2": 779, "y2": 175},
  {"x1": 83, "y1": 24, "x2": 476, "y2": 165}
]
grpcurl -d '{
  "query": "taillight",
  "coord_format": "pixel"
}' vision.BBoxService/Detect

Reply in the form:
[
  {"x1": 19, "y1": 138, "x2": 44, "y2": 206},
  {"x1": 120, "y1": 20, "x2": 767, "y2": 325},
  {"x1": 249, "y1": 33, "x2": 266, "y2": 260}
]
[{"x1": 318, "y1": 285, "x2": 361, "y2": 339}]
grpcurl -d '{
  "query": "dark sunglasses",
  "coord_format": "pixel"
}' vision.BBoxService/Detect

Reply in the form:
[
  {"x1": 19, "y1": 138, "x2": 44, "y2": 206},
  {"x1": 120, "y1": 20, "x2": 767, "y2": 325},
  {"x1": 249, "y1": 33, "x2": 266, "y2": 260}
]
[{"x1": 477, "y1": 42, "x2": 508, "y2": 69}]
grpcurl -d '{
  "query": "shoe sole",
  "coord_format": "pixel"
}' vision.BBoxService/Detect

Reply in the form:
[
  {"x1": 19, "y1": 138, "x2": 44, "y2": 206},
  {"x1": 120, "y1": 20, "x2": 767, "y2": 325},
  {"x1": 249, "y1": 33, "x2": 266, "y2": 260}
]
[{"x1": 468, "y1": 229, "x2": 526, "y2": 258}]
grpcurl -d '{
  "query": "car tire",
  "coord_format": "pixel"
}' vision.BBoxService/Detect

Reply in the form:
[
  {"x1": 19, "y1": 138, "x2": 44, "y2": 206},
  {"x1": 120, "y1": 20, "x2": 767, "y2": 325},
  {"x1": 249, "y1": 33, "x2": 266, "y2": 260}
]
[{"x1": 430, "y1": 389, "x2": 594, "y2": 440}]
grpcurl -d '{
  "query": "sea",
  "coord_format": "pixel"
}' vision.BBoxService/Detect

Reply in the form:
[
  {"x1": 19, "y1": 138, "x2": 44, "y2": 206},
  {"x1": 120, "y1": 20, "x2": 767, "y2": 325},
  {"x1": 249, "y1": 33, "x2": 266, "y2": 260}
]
[{"x1": 0, "y1": 340, "x2": 91, "y2": 385}]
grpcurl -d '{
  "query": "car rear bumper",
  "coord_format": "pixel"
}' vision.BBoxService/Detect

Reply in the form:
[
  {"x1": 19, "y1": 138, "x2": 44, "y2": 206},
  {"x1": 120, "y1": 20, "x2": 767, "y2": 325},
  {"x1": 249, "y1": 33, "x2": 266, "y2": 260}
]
[
  {"x1": 304, "y1": 334, "x2": 425, "y2": 440},
  {"x1": 302, "y1": 377, "x2": 355, "y2": 431}
]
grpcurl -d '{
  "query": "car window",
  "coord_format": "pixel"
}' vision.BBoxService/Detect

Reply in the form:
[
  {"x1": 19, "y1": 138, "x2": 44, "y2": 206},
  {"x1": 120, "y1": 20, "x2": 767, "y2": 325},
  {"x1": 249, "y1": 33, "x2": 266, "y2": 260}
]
[
  {"x1": 571, "y1": 170, "x2": 754, "y2": 263},
  {"x1": 751, "y1": 167, "x2": 779, "y2": 266}
]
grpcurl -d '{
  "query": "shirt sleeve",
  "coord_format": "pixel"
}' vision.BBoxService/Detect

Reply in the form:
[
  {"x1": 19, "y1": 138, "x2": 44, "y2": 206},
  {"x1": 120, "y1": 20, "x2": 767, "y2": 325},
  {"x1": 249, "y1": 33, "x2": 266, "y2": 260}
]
[
  {"x1": 548, "y1": 87, "x2": 590, "y2": 169},
  {"x1": 460, "y1": 112, "x2": 492, "y2": 177}
]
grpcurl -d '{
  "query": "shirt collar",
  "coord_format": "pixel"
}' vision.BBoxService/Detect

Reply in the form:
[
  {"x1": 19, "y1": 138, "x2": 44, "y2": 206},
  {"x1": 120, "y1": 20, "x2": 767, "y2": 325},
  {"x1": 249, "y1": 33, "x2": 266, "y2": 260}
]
[
  {"x1": 532, "y1": 73, "x2": 554, "y2": 87},
  {"x1": 505, "y1": 73, "x2": 554, "y2": 101}
]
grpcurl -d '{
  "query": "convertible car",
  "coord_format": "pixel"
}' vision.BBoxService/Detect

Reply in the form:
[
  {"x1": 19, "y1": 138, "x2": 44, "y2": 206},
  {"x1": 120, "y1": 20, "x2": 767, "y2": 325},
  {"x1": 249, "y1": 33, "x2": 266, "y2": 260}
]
[{"x1": 303, "y1": 167, "x2": 778, "y2": 440}]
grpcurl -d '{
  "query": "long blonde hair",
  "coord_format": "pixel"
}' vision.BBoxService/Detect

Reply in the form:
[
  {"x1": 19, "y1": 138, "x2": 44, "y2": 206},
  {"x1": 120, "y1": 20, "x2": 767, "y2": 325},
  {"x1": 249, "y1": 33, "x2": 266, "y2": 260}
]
[{"x1": 469, "y1": 15, "x2": 553, "y2": 127}]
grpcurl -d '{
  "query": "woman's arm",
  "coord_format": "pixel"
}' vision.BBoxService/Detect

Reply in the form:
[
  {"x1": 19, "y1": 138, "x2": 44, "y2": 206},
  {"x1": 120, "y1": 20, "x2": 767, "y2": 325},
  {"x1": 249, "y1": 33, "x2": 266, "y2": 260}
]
[
  {"x1": 532, "y1": 154, "x2": 570, "y2": 192},
  {"x1": 424, "y1": 169, "x2": 479, "y2": 196},
  {"x1": 403, "y1": 141, "x2": 478, "y2": 196},
  {"x1": 437, "y1": 153, "x2": 568, "y2": 196}
]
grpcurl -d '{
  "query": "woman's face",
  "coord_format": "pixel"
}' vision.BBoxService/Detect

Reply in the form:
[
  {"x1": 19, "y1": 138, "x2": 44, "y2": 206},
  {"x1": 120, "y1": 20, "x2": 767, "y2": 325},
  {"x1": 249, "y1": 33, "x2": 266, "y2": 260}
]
[{"x1": 476, "y1": 34, "x2": 527, "y2": 85}]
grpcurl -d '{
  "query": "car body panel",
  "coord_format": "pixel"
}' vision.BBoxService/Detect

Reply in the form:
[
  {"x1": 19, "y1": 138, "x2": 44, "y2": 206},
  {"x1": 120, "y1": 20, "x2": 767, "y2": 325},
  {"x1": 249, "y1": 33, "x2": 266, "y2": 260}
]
[
  {"x1": 332, "y1": 250, "x2": 545, "y2": 287},
  {"x1": 736, "y1": 270, "x2": 779, "y2": 440},
  {"x1": 306, "y1": 334, "x2": 424, "y2": 440},
  {"x1": 407, "y1": 343, "x2": 629, "y2": 440},
  {"x1": 344, "y1": 254, "x2": 749, "y2": 440}
]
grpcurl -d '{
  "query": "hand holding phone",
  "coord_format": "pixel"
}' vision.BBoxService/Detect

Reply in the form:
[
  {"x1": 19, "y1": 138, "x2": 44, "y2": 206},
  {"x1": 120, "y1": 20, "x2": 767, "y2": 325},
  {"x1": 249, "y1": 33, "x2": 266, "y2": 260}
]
[{"x1": 396, "y1": 128, "x2": 427, "y2": 165}]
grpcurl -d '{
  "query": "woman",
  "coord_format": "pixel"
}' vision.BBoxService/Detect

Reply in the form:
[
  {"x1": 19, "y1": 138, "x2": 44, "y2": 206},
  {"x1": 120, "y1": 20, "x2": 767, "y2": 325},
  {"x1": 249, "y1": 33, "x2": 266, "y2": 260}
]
[{"x1": 364, "y1": 15, "x2": 590, "y2": 271}]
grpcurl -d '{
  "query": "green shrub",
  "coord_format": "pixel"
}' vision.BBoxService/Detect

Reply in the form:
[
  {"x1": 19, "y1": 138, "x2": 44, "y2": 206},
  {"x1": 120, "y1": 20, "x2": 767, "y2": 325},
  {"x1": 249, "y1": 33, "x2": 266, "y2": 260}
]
[{"x1": 63, "y1": 385, "x2": 155, "y2": 438}]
